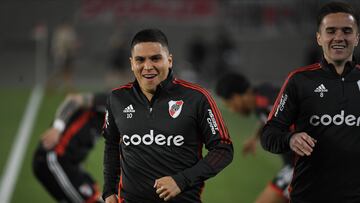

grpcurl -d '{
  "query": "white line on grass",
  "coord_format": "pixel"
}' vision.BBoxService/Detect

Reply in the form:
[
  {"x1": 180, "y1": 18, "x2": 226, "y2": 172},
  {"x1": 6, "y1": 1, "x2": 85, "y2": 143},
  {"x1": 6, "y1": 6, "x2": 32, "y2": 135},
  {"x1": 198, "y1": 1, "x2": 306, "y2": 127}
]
[{"x1": 0, "y1": 84, "x2": 44, "y2": 203}]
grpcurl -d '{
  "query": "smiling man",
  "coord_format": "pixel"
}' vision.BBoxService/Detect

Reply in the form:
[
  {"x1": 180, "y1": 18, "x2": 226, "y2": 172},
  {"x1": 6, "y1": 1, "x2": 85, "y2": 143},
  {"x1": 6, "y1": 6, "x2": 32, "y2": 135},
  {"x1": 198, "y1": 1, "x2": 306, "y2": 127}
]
[
  {"x1": 102, "y1": 29, "x2": 233, "y2": 203},
  {"x1": 261, "y1": 2, "x2": 360, "y2": 203}
]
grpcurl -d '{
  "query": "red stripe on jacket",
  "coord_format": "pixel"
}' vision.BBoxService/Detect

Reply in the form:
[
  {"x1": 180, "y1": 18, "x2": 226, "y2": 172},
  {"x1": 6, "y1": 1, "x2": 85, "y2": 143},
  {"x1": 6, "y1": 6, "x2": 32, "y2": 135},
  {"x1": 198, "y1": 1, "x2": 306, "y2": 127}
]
[
  {"x1": 102, "y1": 83, "x2": 134, "y2": 129},
  {"x1": 118, "y1": 175, "x2": 124, "y2": 203},
  {"x1": 112, "y1": 82, "x2": 134, "y2": 91},
  {"x1": 267, "y1": 63, "x2": 321, "y2": 121},
  {"x1": 55, "y1": 111, "x2": 93, "y2": 156},
  {"x1": 173, "y1": 79, "x2": 231, "y2": 144}
]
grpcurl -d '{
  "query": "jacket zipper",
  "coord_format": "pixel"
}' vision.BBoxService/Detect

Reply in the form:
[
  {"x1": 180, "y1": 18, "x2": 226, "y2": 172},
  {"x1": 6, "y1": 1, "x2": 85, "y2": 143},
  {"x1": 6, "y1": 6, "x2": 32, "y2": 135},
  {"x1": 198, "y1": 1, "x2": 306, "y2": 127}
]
[
  {"x1": 148, "y1": 86, "x2": 162, "y2": 117},
  {"x1": 341, "y1": 77, "x2": 345, "y2": 97}
]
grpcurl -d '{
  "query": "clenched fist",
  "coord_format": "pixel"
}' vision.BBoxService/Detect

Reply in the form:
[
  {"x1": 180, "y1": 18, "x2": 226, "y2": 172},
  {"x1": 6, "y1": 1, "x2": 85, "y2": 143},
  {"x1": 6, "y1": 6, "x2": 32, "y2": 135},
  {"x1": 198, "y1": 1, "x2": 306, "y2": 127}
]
[
  {"x1": 290, "y1": 132, "x2": 317, "y2": 156},
  {"x1": 154, "y1": 176, "x2": 181, "y2": 201}
]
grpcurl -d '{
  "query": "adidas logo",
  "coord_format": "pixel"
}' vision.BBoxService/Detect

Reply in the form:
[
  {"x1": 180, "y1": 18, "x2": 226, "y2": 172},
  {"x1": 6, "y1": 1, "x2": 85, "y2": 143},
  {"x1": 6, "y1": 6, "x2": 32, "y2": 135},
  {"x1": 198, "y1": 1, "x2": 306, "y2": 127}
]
[
  {"x1": 123, "y1": 104, "x2": 135, "y2": 113},
  {"x1": 314, "y1": 84, "x2": 328, "y2": 97}
]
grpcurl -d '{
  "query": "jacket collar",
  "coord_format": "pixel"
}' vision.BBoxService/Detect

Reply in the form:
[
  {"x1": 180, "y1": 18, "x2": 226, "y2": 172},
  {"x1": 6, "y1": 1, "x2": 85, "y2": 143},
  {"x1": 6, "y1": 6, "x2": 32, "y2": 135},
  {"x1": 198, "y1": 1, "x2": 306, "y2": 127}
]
[
  {"x1": 320, "y1": 56, "x2": 357, "y2": 77},
  {"x1": 133, "y1": 68, "x2": 174, "y2": 89},
  {"x1": 158, "y1": 68, "x2": 175, "y2": 90}
]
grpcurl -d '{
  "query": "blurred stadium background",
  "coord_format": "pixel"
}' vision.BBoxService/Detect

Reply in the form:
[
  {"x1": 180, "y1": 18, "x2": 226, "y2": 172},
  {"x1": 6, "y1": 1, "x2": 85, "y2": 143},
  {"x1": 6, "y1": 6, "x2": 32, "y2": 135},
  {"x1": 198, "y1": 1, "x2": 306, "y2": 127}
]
[{"x1": 1, "y1": 0, "x2": 360, "y2": 202}]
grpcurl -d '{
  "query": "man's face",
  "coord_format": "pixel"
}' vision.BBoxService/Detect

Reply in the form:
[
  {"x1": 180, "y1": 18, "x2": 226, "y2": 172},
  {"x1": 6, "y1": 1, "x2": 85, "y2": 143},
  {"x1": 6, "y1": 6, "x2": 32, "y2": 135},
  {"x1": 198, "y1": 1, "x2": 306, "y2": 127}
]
[
  {"x1": 223, "y1": 93, "x2": 252, "y2": 116},
  {"x1": 130, "y1": 42, "x2": 172, "y2": 94},
  {"x1": 317, "y1": 12, "x2": 359, "y2": 65}
]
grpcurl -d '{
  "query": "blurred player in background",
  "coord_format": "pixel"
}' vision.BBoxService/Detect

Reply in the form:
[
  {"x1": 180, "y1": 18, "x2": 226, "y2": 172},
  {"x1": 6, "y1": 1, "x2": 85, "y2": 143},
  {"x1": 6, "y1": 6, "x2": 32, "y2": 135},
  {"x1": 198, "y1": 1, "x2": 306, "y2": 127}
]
[
  {"x1": 216, "y1": 72, "x2": 292, "y2": 203},
  {"x1": 261, "y1": 1, "x2": 360, "y2": 202},
  {"x1": 33, "y1": 92, "x2": 107, "y2": 203},
  {"x1": 47, "y1": 21, "x2": 78, "y2": 92}
]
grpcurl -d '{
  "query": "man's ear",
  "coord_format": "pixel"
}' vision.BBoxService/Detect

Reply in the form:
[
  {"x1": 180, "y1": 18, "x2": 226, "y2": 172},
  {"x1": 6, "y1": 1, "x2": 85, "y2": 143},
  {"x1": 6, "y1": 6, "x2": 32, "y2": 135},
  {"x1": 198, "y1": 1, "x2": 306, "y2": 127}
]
[
  {"x1": 316, "y1": 32, "x2": 322, "y2": 46},
  {"x1": 129, "y1": 57, "x2": 134, "y2": 71},
  {"x1": 355, "y1": 32, "x2": 359, "y2": 47},
  {"x1": 168, "y1": 54, "x2": 173, "y2": 68}
]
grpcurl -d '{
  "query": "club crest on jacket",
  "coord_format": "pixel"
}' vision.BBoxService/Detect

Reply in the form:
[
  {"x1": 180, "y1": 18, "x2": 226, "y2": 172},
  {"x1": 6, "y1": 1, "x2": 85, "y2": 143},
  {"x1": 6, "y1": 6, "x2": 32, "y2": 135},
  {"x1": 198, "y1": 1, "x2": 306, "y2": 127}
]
[{"x1": 168, "y1": 100, "x2": 184, "y2": 118}]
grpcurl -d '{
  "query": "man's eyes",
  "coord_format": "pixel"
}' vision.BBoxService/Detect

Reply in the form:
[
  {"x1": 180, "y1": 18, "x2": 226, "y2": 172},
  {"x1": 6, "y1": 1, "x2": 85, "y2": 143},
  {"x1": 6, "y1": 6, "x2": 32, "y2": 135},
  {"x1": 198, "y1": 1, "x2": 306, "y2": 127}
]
[
  {"x1": 150, "y1": 56, "x2": 162, "y2": 61},
  {"x1": 343, "y1": 28, "x2": 353, "y2": 34},
  {"x1": 135, "y1": 58, "x2": 145, "y2": 62},
  {"x1": 135, "y1": 56, "x2": 162, "y2": 63},
  {"x1": 325, "y1": 28, "x2": 353, "y2": 34},
  {"x1": 326, "y1": 28, "x2": 336, "y2": 34}
]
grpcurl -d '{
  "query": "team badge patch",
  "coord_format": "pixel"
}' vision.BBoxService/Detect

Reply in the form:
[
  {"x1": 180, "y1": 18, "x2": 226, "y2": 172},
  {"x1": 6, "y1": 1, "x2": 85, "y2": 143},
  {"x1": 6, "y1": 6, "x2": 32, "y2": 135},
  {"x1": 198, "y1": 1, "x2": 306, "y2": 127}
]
[{"x1": 168, "y1": 100, "x2": 184, "y2": 118}]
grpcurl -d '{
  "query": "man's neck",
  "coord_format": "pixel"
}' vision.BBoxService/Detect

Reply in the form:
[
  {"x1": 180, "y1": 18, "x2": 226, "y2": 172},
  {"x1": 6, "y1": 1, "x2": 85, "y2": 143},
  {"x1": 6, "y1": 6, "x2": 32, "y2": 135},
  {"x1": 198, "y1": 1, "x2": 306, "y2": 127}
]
[
  {"x1": 333, "y1": 62, "x2": 345, "y2": 75},
  {"x1": 142, "y1": 88, "x2": 155, "y2": 102},
  {"x1": 325, "y1": 57, "x2": 352, "y2": 75}
]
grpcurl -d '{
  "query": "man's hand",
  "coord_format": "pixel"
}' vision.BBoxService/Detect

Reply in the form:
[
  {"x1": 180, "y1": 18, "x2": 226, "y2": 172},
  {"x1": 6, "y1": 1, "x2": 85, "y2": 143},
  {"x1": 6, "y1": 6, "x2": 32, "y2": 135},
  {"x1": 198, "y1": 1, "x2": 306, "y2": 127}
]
[
  {"x1": 154, "y1": 176, "x2": 181, "y2": 201},
  {"x1": 242, "y1": 136, "x2": 257, "y2": 156},
  {"x1": 41, "y1": 128, "x2": 61, "y2": 150},
  {"x1": 290, "y1": 132, "x2": 316, "y2": 156},
  {"x1": 105, "y1": 194, "x2": 118, "y2": 203}
]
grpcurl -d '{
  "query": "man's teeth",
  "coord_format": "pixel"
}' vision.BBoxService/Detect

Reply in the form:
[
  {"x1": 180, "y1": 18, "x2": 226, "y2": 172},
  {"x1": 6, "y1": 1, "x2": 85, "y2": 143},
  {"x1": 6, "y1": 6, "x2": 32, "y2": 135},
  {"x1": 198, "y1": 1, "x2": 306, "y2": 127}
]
[
  {"x1": 332, "y1": 45, "x2": 345, "y2": 49},
  {"x1": 143, "y1": 74, "x2": 157, "y2": 78}
]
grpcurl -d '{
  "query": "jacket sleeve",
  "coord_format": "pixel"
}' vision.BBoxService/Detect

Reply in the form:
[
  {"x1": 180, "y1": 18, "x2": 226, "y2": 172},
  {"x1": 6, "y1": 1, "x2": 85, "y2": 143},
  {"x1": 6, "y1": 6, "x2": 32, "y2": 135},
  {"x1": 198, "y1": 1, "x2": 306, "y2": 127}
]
[
  {"x1": 260, "y1": 73, "x2": 298, "y2": 154},
  {"x1": 172, "y1": 93, "x2": 233, "y2": 191},
  {"x1": 52, "y1": 93, "x2": 93, "y2": 132},
  {"x1": 102, "y1": 95, "x2": 121, "y2": 200}
]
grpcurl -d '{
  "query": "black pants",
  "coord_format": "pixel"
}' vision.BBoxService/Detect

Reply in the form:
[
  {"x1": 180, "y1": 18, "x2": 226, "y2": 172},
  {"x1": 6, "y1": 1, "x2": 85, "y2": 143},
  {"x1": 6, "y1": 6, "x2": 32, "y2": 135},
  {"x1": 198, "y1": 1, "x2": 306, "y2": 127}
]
[{"x1": 32, "y1": 146, "x2": 101, "y2": 203}]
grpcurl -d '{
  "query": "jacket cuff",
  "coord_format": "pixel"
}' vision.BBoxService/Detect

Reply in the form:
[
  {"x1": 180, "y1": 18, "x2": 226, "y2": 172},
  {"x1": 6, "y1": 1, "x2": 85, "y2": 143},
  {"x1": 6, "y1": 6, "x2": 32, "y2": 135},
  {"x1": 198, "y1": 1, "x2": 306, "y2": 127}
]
[
  {"x1": 171, "y1": 173, "x2": 189, "y2": 192},
  {"x1": 284, "y1": 131, "x2": 296, "y2": 151}
]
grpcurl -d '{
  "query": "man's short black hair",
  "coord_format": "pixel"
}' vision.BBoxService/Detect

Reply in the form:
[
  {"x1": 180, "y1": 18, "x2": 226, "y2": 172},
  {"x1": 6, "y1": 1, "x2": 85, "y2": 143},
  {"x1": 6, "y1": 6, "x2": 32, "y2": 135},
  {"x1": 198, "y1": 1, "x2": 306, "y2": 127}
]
[
  {"x1": 131, "y1": 28, "x2": 169, "y2": 50},
  {"x1": 317, "y1": 1, "x2": 359, "y2": 30},
  {"x1": 216, "y1": 72, "x2": 251, "y2": 99}
]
